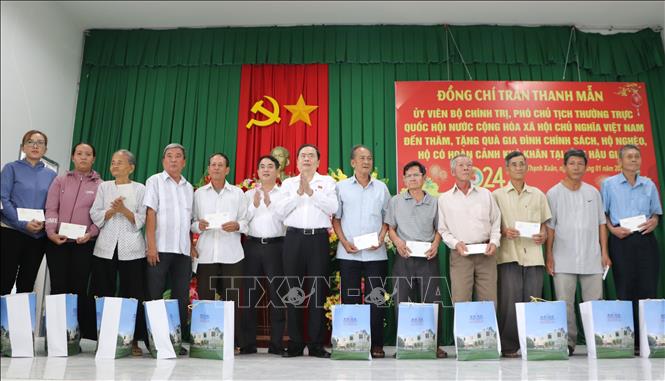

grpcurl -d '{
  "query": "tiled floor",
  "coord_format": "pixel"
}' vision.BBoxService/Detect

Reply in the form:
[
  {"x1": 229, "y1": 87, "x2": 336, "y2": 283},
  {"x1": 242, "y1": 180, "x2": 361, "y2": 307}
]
[{"x1": 1, "y1": 339, "x2": 663, "y2": 380}]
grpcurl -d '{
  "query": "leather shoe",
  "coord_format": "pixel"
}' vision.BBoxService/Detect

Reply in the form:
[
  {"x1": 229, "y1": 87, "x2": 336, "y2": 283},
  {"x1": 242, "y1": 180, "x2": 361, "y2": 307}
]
[
  {"x1": 179, "y1": 347, "x2": 188, "y2": 356},
  {"x1": 371, "y1": 346, "x2": 385, "y2": 358},
  {"x1": 308, "y1": 347, "x2": 331, "y2": 358},
  {"x1": 238, "y1": 347, "x2": 257, "y2": 355},
  {"x1": 282, "y1": 348, "x2": 304, "y2": 358},
  {"x1": 268, "y1": 346, "x2": 286, "y2": 356}
]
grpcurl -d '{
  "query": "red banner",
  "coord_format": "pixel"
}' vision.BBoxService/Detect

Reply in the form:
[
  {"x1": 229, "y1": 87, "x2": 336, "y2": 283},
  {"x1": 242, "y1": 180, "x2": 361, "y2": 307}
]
[
  {"x1": 395, "y1": 81, "x2": 658, "y2": 195},
  {"x1": 235, "y1": 64, "x2": 329, "y2": 183}
]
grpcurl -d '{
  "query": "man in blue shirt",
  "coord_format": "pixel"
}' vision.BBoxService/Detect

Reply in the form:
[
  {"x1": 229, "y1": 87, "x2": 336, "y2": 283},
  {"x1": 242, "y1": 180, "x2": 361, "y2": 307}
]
[
  {"x1": 601, "y1": 144, "x2": 662, "y2": 355},
  {"x1": 332, "y1": 145, "x2": 391, "y2": 358}
]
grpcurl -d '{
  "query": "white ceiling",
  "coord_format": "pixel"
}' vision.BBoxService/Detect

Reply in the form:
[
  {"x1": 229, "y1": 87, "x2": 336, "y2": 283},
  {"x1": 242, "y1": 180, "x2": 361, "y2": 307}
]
[{"x1": 51, "y1": 1, "x2": 664, "y2": 31}]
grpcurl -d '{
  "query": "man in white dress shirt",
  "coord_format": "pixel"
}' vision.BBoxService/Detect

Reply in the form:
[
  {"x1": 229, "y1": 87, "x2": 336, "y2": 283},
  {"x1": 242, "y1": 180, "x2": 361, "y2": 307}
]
[
  {"x1": 191, "y1": 153, "x2": 248, "y2": 349},
  {"x1": 276, "y1": 144, "x2": 338, "y2": 358},
  {"x1": 144, "y1": 143, "x2": 194, "y2": 354},
  {"x1": 240, "y1": 155, "x2": 287, "y2": 355}
]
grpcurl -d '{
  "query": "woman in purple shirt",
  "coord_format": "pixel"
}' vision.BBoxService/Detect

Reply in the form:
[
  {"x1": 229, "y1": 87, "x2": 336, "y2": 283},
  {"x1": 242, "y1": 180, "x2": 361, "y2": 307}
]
[
  {"x1": 1, "y1": 130, "x2": 57, "y2": 295},
  {"x1": 45, "y1": 142, "x2": 102, "y2": 340}
]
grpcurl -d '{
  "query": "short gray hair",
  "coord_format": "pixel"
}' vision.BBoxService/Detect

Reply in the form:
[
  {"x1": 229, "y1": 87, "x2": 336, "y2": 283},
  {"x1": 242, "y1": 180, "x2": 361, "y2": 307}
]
[
  {"x1": 618, "y1": 144, "x2": 640, "y2": 159},
  {"x1": 163, "y1": 143, "x2": 186, "y2": 159},
  {"x1": 450, "y1": 153, "x2": 470, "y2": 171},
  {"x1": 113, "y1": 149, "x2": 136, "y2": 166}
]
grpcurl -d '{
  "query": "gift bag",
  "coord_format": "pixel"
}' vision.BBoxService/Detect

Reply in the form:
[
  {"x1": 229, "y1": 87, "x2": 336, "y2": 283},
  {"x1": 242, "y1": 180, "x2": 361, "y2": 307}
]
[
  {"x1": 95, "y1": 297, "x2": 138, "y2": 359},
  {"x1": 638, "y1": 299, "x2": 665, "y2": 358},
  {"x1": 145, "y1": 299, "x2": 182, "y2": 359},
  {"x1": 331, "y1": 304, "x2": 371, "y2": 360},
  {"x1": 190, "y1": 300, "x2": 234, "y2": 360},
  {"x1": 580, "y1": 300, "x2": 634, "y2": 359},
  {"x1": 0, "y1": 292, "x2": 37, "y2": 357},
  {"x1": 45, "y1": 294, "x2": 80, "y2": 357},
  {"x1": 454, "y1": 301, "x2": 500, "y2": 361},
  {"x1": 396, "y1": 303, "x2": 438, "y2": 359},
  {"x1": 515, "y1": 301, "x2": 568, "y2": 360}
]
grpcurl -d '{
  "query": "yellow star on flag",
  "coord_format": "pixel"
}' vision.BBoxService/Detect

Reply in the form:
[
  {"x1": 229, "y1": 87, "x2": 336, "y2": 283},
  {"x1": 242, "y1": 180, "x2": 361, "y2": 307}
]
[{"x1": 284, "y1": 94, "x2": 318, "y2": 126}]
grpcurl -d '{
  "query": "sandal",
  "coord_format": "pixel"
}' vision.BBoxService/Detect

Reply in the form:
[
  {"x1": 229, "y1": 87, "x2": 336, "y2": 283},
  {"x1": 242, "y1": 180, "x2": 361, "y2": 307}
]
[
  {"x1": 131, "y1": 343, "x2": 143, "y2": 357},
  {"x1": 436, "y1": 347, "x2": 448, "y2": 359},
  {"x1": 371, "y1": 346, "x2": 385, "y2": 358}
]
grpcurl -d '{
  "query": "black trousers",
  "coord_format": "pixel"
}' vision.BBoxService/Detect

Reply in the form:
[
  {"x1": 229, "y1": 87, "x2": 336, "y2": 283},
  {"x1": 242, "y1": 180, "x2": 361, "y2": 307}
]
[
  {"x1": 497, "y1": 262, "x2": 544, "y2": 353},
  {"x1": 282, "y1": 230, "x2": 329, "y2": 351},
  {"x1": 392, "y1": 255, "x2": 443, "y2": 343},
  {"x1": 46, "y1": 240, "x2": 97, "y2": 340},
  {"x1": 339, "y1": 259, "x2": 388, "y2": 347},
  {"x1": 242, "y1": 239, "x2": 286, "y2": 351},
  {"x1": 197, "y1": 260, "x2": 243, "y2": 347},
  {"x1": 90, "y1": 249, "x2": 147, "y2": 342},
  {"x1": 609, "y1": 232, "x2": 661, "y2": 347},
  {"x1": 146, "y1": 252, "x2": 192, "y2": 340},
  {"x1": 1, "y1": 227, "x2": 46, "y2": 295}
]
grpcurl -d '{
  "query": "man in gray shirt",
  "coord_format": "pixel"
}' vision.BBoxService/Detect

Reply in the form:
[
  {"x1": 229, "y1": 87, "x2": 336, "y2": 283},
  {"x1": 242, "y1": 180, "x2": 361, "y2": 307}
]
[
  {"x1": 546, "y1": 149, "x2": 610, "y2": 356},
  {"x1": 385, "y1": 160, "x2": 446, "y2": 358}
]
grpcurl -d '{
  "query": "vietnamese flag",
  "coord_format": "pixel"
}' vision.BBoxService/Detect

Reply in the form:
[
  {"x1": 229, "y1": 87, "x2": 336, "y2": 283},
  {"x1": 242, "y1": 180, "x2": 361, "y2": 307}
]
[{"x1": 235, "y1": 64, "x2": 329, "y2": 183}]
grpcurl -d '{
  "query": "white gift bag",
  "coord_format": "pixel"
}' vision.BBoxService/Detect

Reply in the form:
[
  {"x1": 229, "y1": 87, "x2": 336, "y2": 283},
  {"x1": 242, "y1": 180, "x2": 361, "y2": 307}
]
[
  {"x1": 331, "y1": 304, "x2": 371, "y2": 360},
  {"x1": 190, "y1": 300, "x2": 234, "y2": 360},
  {"x1": 45, "y1": 293, "x2": 80, "y2": 356},
  {"x1": 639, "y1": 299, "x2": 665, "y2": 358},
  {"x1": 454, "y1": 301, "x2": 500, "y2": 361},
  {"x1": 396, "y1": 303, "x2": 438, "y2": 359},
  {"x1": 145, "y1": 299, "x2": 181, "y2": 359},
  {"x1": 95, "y1": 297, "x2": 138, "y2": 359},
  {"x1": 580, "y1": 300, "x2": 634, "y2": 359},
  {"x1": 515, "y1": 301, "x2": 568, "y2": 360},
  {"x1": 0, "y1": 292, "x2": 37, "y2": 357}
]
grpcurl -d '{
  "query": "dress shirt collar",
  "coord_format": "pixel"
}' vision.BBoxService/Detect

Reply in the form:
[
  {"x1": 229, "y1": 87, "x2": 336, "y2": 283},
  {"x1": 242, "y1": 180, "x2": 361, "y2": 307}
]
[
  {"x1": 350, "y1": 174, "x2": 375, "y2": 187},
  {"x1": 618, "y1": 172, "x2": 645, "y2": 187},
  {"x1": 200, "y1": 180, "x2": 232, "y2": 193},
  {"x1": 160, "y1": 170, "x2": 188, "y2": 185},
  {"x1": 452, "y1": 182, "x2": 479, "y2": 195},
  {"x1": 505, "y1": 181, "x2": 534, "y2": 194},
  {"x1": 403, "y1": 189, "x2": 433, "y2": 205}
]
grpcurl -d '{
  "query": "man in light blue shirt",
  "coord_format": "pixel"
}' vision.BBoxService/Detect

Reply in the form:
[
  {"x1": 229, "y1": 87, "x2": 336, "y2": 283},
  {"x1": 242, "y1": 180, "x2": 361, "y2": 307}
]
[
  {"x1": 332, "y1": 145, "x2": 390, "y2": 358},
  {"x1": 600, "y1": 144, "x2": 662, "y2": 355}
]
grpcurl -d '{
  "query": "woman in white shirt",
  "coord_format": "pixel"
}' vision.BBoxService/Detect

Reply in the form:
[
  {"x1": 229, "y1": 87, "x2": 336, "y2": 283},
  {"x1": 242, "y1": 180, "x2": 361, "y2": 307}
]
[{"x1": 89, "y1": 149, "x2": 147, "y2": 356}]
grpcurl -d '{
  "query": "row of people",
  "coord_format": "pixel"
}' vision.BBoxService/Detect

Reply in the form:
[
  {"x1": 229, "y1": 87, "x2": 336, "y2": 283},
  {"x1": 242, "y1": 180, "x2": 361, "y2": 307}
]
[{"x1": 1, "y1": 130, "x2": 661, "y2": 359}]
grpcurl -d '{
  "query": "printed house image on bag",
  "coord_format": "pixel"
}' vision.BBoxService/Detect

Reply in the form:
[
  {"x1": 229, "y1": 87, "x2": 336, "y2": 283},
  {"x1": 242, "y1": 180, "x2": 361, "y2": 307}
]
[
  {"x1": 190, "y1": 302, "x2": 224, "y2": 360},
  {"x1": 580, "y1": 300, "x2": 634, "y2": 359},
  {"x1": 1, "y1": 293, "x2": 37, "y2": 357},
  {"x1": 396, "y1": 303, "x2": 438, "y2": 359},
  {"x1": 331, "y1": 304, "x2": 371, "y2": 360},
  {"x1": 639, "y1": 299, "x2": 665, "y2": 358},
  {"x1": 516, "y1": 301, "x2": 568, "y2": 360},
  {"x1": 95, "y1": 298, "x2": 138, "y2": 359},
  {"x1": 146, "y1": 300, "x2": 182, "y2": 358},
  {"x1": 454, "y1": 301, "x2": 500, "y2": 361}
]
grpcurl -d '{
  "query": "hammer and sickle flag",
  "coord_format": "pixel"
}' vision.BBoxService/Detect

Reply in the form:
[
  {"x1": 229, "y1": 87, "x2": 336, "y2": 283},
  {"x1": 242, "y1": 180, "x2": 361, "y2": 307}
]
[
  {"x1": 245, "y1": 95, "x2": 281, "y2": 129},
  {"x1": 235, "y1": 64, "x2": 329, "y2": 184}
]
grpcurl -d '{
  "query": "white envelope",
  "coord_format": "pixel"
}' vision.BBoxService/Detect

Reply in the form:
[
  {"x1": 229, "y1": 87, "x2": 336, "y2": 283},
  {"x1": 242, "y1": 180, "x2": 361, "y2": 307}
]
[
  {"x1": 115, "y1": 184, "x2": 136, "y2": 211},
  {"x1": 353, "y1": 232, "x2": 379, "y2": 251},
  {"x1": 464, "y1": 243, "x2": 487, "y2": 255},
  {"x1": 58, "y1": 223, "x2": 87, "y2": 239},
  {"x1": 406, "y1": 241, "x2": 431, "y2": 257},
  {"x1": 17, "y1": 208, "x2": 45, "y2": 222},
  {"x1": 619, "y1": 215, "x2": 647, "y2": 232},
  {"x1": 204, "y1": 213, "x2": 231, "y2": 230},
  {"x1": 515, "y1": 221, "x2": 540, "y2": 238}
]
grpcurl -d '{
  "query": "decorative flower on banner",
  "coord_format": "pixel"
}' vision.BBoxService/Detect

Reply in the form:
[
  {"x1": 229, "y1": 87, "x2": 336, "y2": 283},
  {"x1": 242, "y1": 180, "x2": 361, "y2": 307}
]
[{"x1": 615, "y1": 83, "x2": 643, "y2": 116}]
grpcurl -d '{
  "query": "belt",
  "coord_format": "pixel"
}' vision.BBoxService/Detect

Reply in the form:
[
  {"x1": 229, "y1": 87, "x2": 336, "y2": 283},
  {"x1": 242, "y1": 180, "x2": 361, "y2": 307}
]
[
  {"x1": 466, "y1": 240, "x2": 490, "y2": 245},
  {"x1": 286, "y1": 227, "x2": 329, "y2": 236},
  {"x1": 247, "y1": 236, "x2": 284, "y2": 244}
]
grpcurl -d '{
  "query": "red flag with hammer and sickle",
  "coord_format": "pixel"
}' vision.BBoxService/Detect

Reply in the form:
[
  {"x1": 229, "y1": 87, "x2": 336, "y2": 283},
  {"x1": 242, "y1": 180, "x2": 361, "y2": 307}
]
[{"x1": 235, "y1": 64, "x2": 329, "y2": 183}]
